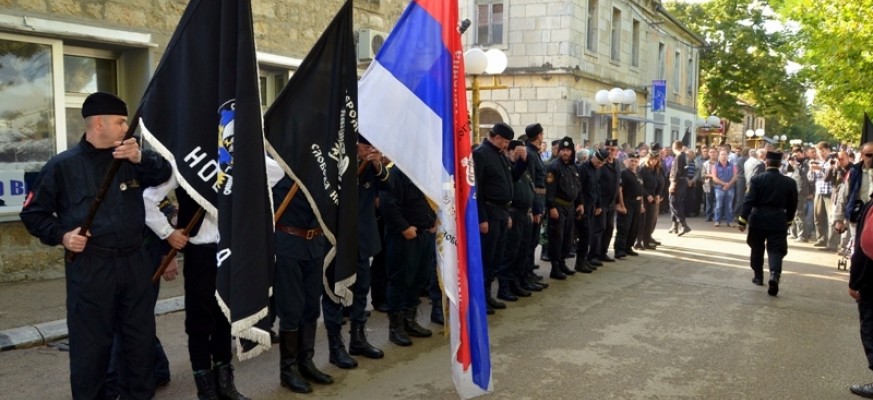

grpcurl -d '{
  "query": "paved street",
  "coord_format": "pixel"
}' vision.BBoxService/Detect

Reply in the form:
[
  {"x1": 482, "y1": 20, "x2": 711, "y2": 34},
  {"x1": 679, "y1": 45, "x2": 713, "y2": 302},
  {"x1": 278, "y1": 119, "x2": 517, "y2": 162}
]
[{"x1": 0, "y1": 215, "x2": 868, "y2": 399}]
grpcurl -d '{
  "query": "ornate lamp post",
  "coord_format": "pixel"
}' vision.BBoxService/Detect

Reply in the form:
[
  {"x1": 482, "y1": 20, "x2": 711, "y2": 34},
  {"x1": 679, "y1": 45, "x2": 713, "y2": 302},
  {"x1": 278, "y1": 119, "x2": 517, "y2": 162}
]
[
  {"x1": 595, "y1": 88, "x2": 637, "y2": 141},
  {"x1": 464, "y1": 48, "x2": 507, "y2": 144},
  {"x1": 696, "y1": 115, "x2": 722, "y2": 146}
]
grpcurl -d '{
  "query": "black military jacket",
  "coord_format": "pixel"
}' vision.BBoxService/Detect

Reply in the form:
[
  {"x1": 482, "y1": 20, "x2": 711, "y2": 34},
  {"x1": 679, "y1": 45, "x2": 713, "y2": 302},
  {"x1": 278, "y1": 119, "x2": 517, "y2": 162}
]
[
  {"x1": 620, "y1": 168, "x2": 646, "y2": 202},
  {"x1": 739, "y1": 168, "x2": 799, "y2": 230},
  {"x1": 380, "y1": 165, "x2": 436, "y2": 235},
  {"x1": 359, "y1": 161, "x2": 391, "y2": 258},
  {"x1": 578, "y1": 161, "x2": 600, "y2": 210},
  {"x1": 274, "y1": 176, "x2": 327, "y2": 260},
  {"x1": 545, "y1": 158, "x2": 582, "y2": 209},
  {"x1": 597, "y1": 159, "x2": 620, "y2": 210}
]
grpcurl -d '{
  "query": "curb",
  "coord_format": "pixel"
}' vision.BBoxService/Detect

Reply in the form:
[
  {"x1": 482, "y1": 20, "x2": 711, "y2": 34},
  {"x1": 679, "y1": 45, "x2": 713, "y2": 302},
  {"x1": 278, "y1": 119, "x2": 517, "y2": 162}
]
[{"x1": 0, "y1": 295, "x2": 185, "y2": 352}]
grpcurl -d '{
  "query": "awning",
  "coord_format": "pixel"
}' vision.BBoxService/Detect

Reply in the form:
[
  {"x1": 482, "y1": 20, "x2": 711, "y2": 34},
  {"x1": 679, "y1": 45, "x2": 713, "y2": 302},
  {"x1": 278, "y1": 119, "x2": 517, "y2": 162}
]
[{"x1": 593, "y1": 112, "x2": 666, "y2": 126}]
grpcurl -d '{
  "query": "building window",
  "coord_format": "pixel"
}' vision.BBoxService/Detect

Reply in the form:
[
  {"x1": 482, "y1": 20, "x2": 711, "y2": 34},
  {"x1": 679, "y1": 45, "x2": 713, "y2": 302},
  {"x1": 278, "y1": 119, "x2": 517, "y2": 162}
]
[
  {"x1": 657, "y1": 42, "x2": 665, "y2": 79},
  {"x1": 655, "y1": 128, "x2": 665, "y2": 146},
  {"x1": 631, "y1": 19, "x2": 640, "y2": 67},
  {"x1": 478, "y1": 107, "x2": 503, "y2": 142},
  {"x1": 259, "y1": 67, "x2": 291, "y2": 113},
  {"x1": 476, "y1": 0, "x2": 505, "y2": 46},
  {"x1": 673, "y1": 50, "x2": 680, "y2": 94},
  {"x1": 610, "y1": 8, "x2": 621, "y2": 61},
  {"x1": 671, "y1": 128, "x2": 679, "y2": 142},
  {"x1": 586, "y1": 0, "x2": 598, "y2": 52},
  {"x1": 63, "y1": 48, "x2": 118, "y2": 150},
  {"x1": 687, "y1": 56, "x2": 694, "y2": 97}
]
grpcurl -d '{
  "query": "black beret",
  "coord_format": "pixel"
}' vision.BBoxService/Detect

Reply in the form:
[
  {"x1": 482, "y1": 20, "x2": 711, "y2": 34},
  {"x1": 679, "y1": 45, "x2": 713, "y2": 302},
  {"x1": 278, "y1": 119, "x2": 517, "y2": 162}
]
[
  {"x1": 765, "y1": 151, "x2": 783, "y2": 162},
  {"x1": 491, "y1": 122, "x2": 514, "y2": 140},
  {"x1": 551, "y1": 139, "x2": 560, "y2": 146},
  {"x1": 525, "y1": 123, "x2": 543, "y2": 136},
  {"x1": 558, "y1": 136, "x2": 574, "y2": 151},
  {"x1": 82, "y1": 92, "x2": 128, "y2": 118},
  {"x1": 593, "y1": 148, "x2": 608, "y2": 161},
  {"x1": 604, "y1": 139, "x2": 619, "y2": 147}
]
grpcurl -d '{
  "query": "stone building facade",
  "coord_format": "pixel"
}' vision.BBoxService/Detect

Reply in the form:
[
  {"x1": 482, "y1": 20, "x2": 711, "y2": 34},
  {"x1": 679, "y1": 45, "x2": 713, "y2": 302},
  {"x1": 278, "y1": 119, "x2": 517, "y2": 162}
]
[
  {"x1": 0, "y1": 0, "x2": 406, "y2": 282},
  {"x1": 459, "y1": 0, "x2": 704, "y2": 151}
]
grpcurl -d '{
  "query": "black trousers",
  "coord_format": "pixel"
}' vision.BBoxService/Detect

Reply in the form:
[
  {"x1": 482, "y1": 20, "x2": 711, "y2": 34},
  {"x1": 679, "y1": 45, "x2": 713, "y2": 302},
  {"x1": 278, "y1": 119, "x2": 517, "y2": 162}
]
[
  {"x1": 858, "y1": 293, "x2": 873, "y2": 370},
  {"x1": 615, "y1": 200, "x2": 642, "y2": 254},
  {"x1": 547, "y1": 204, "x2": 574, "y2": 262},
  {"x1": 593, "y1": 207, "x2": 617, "y2": 259},
  {"x1": 183, "y1": 244, "x2": 232, "y2": 372},
  {"x1": 322, "y1": 255, "x2": 372, "y2": 334},
  {"x1": 501, "y1": 208, "x2": 532, "y2": 284},
  {"x1": 670, "y1": 181, "x2": 688, "y2": 225},
  {"x1": 641, "y1": 199, "x2": 659, "y2": 245},
  {"x1": 370, "y1": 216, "x2": 388, "y2": 307},
  {"x1": 575, "y1": 208, "x2": 593, "y2": 261},
  {"x1": 746, "y1": 228, "x2": 788, "y2": 277},
  {"x1": 66, "y1": 248, "x2": 155, "y2": 400},
  {"x1": 480, "y1": 205, "x2": 510, "y2": 283},
  {"x1": 385, "y1": 230, "x2": 435, "y2": 312},
  {"x1": 275, "y1": 246, "x2": 323, "y2": 332}
]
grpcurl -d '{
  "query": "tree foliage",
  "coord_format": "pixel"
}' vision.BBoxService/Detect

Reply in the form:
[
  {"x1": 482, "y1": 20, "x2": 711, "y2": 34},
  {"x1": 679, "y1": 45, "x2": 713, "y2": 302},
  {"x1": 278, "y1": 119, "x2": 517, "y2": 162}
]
[
  {"x1": 665, "y1": 0, "x2": 806, "y2": 137},
  {"x1": 769, "y1": 0, "x2": 873, "y2": 143}
]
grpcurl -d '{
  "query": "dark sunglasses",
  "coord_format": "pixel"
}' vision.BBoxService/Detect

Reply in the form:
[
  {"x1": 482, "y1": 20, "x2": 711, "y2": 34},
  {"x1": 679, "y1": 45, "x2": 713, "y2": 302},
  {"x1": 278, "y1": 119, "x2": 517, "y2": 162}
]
[{"x1": 864, "y1": 153, "x2": 873, "y2": 158}]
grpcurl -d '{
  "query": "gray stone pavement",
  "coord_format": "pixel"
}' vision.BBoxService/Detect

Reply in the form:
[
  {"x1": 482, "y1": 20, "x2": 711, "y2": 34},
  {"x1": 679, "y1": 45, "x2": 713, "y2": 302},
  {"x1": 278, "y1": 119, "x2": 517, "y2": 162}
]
[{"x1": 0, "y1": 214, "x2": 868, "y2": 399}]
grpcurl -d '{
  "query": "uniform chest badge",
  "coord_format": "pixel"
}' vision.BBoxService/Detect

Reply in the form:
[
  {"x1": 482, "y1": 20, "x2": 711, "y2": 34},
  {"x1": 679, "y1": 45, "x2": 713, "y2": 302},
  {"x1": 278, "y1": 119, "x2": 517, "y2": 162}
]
[
  {"x1": 546, "y1": 172, "x2": 555, "y2": 184},
  {"x1": 363, "y1": 182, "x2": 372, "y2": 189}
]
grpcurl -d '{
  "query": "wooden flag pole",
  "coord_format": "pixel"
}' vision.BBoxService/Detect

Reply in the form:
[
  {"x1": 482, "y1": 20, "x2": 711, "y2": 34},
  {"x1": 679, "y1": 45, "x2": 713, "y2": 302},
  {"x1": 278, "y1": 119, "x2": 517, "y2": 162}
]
[
  {"x1": 273, "y1": 159, "x2": 371, "y2": 224},
  {"x1": 151, "y1": 207, "x2": 205, "y2": 283}
]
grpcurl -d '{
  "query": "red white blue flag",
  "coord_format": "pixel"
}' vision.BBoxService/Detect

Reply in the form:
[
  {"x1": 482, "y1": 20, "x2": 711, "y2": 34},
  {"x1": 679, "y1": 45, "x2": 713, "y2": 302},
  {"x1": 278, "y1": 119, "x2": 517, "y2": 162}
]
[{"x1": 358, "y1": 0, "x2": 492, "y2": 397}]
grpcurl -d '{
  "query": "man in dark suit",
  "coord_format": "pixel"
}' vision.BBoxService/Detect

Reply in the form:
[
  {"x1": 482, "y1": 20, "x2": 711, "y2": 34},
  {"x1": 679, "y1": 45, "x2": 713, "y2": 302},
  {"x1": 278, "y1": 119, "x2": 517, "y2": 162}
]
[{"x1": 738, "y1": 151, "x2": 798, "y2": 296}]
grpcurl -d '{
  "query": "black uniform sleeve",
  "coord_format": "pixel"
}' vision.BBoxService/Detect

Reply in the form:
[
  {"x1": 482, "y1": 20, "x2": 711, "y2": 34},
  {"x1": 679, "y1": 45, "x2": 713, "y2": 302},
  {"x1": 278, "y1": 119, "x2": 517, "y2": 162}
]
[
  {"x1": 20, "y1": 161, "x2": 66, "y2": 246},
  {"x1": 379, "y1": 167, "x2": 410, "y2": 232},
  {"x1": 473, "y1": 150, "x2": 488, "y2": 223},
  {"x1": 738, "y1": 177, "x2": 757, "y2": 227},
  {"x1": 136, "y1": 149, "x2": 172, "y2": 187},
  {"x1": 511, "y1": 158, "x2": 527, "y2": 182},
  {"x1": 372, "y1": 163, "x2": 392, "y2": 190},
  {"x1": 545, "y1": 163, "x2": 558, "y2": 210},
  {"x1": 785, "y1": 176, "x2": 799, "y2": 224}
]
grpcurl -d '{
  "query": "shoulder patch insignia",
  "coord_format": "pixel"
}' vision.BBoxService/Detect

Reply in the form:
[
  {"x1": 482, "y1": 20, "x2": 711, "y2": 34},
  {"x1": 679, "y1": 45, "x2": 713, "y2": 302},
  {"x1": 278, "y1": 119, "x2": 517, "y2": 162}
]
[{"x1": 546, "y1": 172, "x2": 555, "y2": 184}]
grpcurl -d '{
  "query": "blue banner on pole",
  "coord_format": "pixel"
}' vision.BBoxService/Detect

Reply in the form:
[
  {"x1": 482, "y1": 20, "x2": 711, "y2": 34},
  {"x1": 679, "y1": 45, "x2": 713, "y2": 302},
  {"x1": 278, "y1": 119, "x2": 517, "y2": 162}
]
[{"x1": 652, "y1": 80, "x2": 666, "y2": 112}]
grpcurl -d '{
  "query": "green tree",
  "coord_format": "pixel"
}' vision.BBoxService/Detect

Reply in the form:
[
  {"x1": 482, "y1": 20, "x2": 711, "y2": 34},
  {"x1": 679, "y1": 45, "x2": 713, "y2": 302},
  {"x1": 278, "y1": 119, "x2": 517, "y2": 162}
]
[
  {"x1": 770, "y1": 0, "x2": 873, "y2": 143},
  {"x1": 666, "y1": 0, "x2": 806, "y2": 137}
]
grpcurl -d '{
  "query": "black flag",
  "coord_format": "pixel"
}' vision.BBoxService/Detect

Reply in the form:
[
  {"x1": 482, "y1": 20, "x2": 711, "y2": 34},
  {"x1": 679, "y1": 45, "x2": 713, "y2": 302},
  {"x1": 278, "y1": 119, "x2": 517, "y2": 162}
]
[
  {"x1": 863, "y1": 113, "x2": 873, "y2": 145},
  {"x1": 681, "y1": 126, "x2": 692, "y2": 147},
  {"x1": 139, "y1": 0, "x2": 273, "y2": 358},
  {"x1": 264, "y1": 0, "x2": 358, "y2": 306}
]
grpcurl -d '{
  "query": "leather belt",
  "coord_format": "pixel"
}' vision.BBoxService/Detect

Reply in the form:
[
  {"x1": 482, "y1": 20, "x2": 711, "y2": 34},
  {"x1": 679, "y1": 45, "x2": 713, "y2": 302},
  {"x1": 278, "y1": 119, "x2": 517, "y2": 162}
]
[
  {"x1": 554, "y1": 198, "x2": 572, "y2": 207},
  {"x1": 508, "y1": 206, "x2": 531, "y2": 213},
  {"x1": 534, "y1": 188, "x2": 546, "y2": 194},
  {"x1": 276, "y1": 223, "x2": 323, "y2": 239},
  {"x1": 84, "y1": 244, "x2": 140, "y2": 258},
  {"x1": 484, "y1": 200, "x2": 511, "y2": 210}
]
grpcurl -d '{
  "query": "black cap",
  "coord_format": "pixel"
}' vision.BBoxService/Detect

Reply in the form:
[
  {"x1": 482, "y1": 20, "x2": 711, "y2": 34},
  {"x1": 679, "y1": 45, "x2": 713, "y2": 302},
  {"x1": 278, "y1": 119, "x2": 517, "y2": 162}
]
[
  {"x1": 525, "y1": 123, "x2": 543, "y2": 136},
  {"x1": 765, "y1": 151, "x2": 783, "y2": 162},
  {"x1": 593, "y1": 149, "x2": 608, "y2": 161},
  {"x1": 508, "y1": 140, "x2": 524, "y2": 150},
  {"x1": 558, "y1": 137, "x2": 574, "y2": 151},
  {"x1": 651, "y1": 143, "x2": 662, "y2": 152},
  {"x1": 81, "y1": 92, "x2": 128, "y2": 118},
  {"x1": 604, "y1": 139, "x2": 619, "y2": 147},
  {"x1": 491, "y1": 122, "x2": 514, "y2": 140},
  {"x1": 551, "y1": 139, "x2": 560, "y2": 146},
  {"x1": 626, "y1": 152, "x2": 639, "y2": 159}
]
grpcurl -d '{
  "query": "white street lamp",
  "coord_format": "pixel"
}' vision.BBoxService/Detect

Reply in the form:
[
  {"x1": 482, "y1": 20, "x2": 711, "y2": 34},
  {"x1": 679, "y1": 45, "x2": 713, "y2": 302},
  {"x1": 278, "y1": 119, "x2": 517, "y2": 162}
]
[
  {"x1": 596, "y1": 87, "x2": 637, "y2": 140},
  {"x1": 464, "y1": 48, "x2": 508, "y2": 143}
]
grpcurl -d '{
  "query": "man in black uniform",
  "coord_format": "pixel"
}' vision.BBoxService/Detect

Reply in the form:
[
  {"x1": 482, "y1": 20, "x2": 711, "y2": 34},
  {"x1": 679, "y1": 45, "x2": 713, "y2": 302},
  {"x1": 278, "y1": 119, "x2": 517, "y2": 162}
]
[
  {"x1": 380, "y1": 164, "x2": 436, "y2": 345},
  {"x1": 524, "y1": 124, "x2": 548, "y2": 291},
  {"x1": 498, "y1": 140, "x2": 536, "y2": 300},
  {"x1": 574, "y1": 148, "x2": 606, "y2": 272},
  {"x1": 321, "y1": 137, "x2": 390, "y2": 368},
  {"x1": 473, "y1": 122, "x2": 525, "y2": 311},
  {"x1": 669, "y1": 140, "x2": 692, "y2": 236},
  {"x1": 591, "y1": 139, "x2": 623, "y2": 264},
  {"x1": 615, "y1": 153, "x2": 645, "y2": 259},
  {"x1": 545, "y1": 137, "x2": 583, "y2": 280},
  {"x1": 738, "y1": 151, "x2": 798, "y2": 296},
  {"x1": 20, "y1": 92, "x2": 171, "y2": 400},
  {"x1": 849, "y1": 202, "x2": 873, "y2": 398},
  {"x1": 274, "y1": 180, "x2": 334, "y2": 393}
]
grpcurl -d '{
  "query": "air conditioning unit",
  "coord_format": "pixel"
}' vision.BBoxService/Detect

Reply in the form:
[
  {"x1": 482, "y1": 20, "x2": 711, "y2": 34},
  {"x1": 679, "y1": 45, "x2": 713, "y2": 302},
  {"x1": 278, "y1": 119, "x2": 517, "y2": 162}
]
[
  {"x1": 357, "y1": 29, "x2": 388, "y2": 62},
  {"x1": 575, "y1": 100, "x2": 592, "y2": 117}
]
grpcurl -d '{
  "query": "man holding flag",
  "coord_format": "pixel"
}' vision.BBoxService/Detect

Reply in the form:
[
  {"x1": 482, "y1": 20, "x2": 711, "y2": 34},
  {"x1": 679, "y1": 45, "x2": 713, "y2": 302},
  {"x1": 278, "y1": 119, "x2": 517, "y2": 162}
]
[{"x1": 359, "y1": 0, "x2": 493, "y2": 397}]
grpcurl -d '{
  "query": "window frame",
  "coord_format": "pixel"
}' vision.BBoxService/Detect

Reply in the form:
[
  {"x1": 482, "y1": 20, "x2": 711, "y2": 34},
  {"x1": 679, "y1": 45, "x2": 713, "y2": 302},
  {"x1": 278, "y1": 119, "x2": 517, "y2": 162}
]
[
  {"x1": 631, "y1": 19, "x2": 640, "y2": 67},
  {"x1": 586, "y1": 0, "x2": 599, "y2": 52},
  {"x1": 475, "y1": 0, "x2": 506, "y2": 47},
  {"x1": 610, "y1": 7, "x2": 621, "y2": 62}
]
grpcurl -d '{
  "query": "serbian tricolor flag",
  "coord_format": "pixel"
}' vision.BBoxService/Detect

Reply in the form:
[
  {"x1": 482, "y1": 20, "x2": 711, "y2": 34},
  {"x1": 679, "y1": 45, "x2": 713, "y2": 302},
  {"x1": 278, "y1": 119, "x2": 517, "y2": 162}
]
[{"x1": 358, "y1": 0, "x2": 492, "y2": 398}]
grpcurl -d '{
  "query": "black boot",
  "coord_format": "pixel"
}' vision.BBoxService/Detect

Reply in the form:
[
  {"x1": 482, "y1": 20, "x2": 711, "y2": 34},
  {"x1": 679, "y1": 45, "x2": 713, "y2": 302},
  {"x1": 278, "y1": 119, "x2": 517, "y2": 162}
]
[
  {"x1": 768, "y1": 272, "x2": 780, "y2": 296},
  {"x1": 668, "y1": 222, "x2": 679, "y2": 234},
  {"x1": 297, "y1": 324, "x2": 333, "y2": 385},
  {"x1": 327, "y1": 333, "x2": 357, "y2": 369},
  {"x1": 678, "y1": 224, "x2": 692, "y2": 236},
  {"x1": 484, "y1": 282, "x2": 506, "y2": 309},
  {"x1": 430, "y1": 303, "x2": 445, "y2": 325},
  {"x1": 520, "y1": 278, "x2": 542, "y2": 292},
  {"x1": 193, "y1": 369, "x2": 220, "y2": 400},
  {"x1": 549, "y1": 262, "x2": 567, "y2": 280},
  {"x1": 559, "y1": 261, "x2": 576, "y2": 276},
  {"x1": 404, "y1": 308, "x2": 433, "y2": 337},
  {"x1": 752, "y1": 270, "x2": 764, "y2": 286},
  {"x1": 349, "y1": 323, "x2": 384, "y2": 359},
  {"x1": 497, "y1": 282, "x2": 519, "y2": 301},
  {"x1": 540, "y1": 244, "x2": 551, "y2": 261},
  {"x1": 574, "y1": 258, "x2": 593, "y2": 273},
  {"x1": 509, "y1": 280, "x2": 532, "y2": 297},
  {"x1": 388, "y1": 311, "x2": 412, "y2": 346},
  {"x1": 279, "y1": 330, "x2": 311, "y2": 393},
  {"x1": 213, "y1": 362, "x2": 250, "y2": 400}
]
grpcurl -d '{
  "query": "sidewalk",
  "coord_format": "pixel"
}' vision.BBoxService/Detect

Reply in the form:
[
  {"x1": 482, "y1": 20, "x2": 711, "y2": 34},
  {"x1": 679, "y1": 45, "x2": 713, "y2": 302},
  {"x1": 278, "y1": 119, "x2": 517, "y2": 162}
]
[{"x1": 0, "y1": 270, "x2": 186, "y2": 351}]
